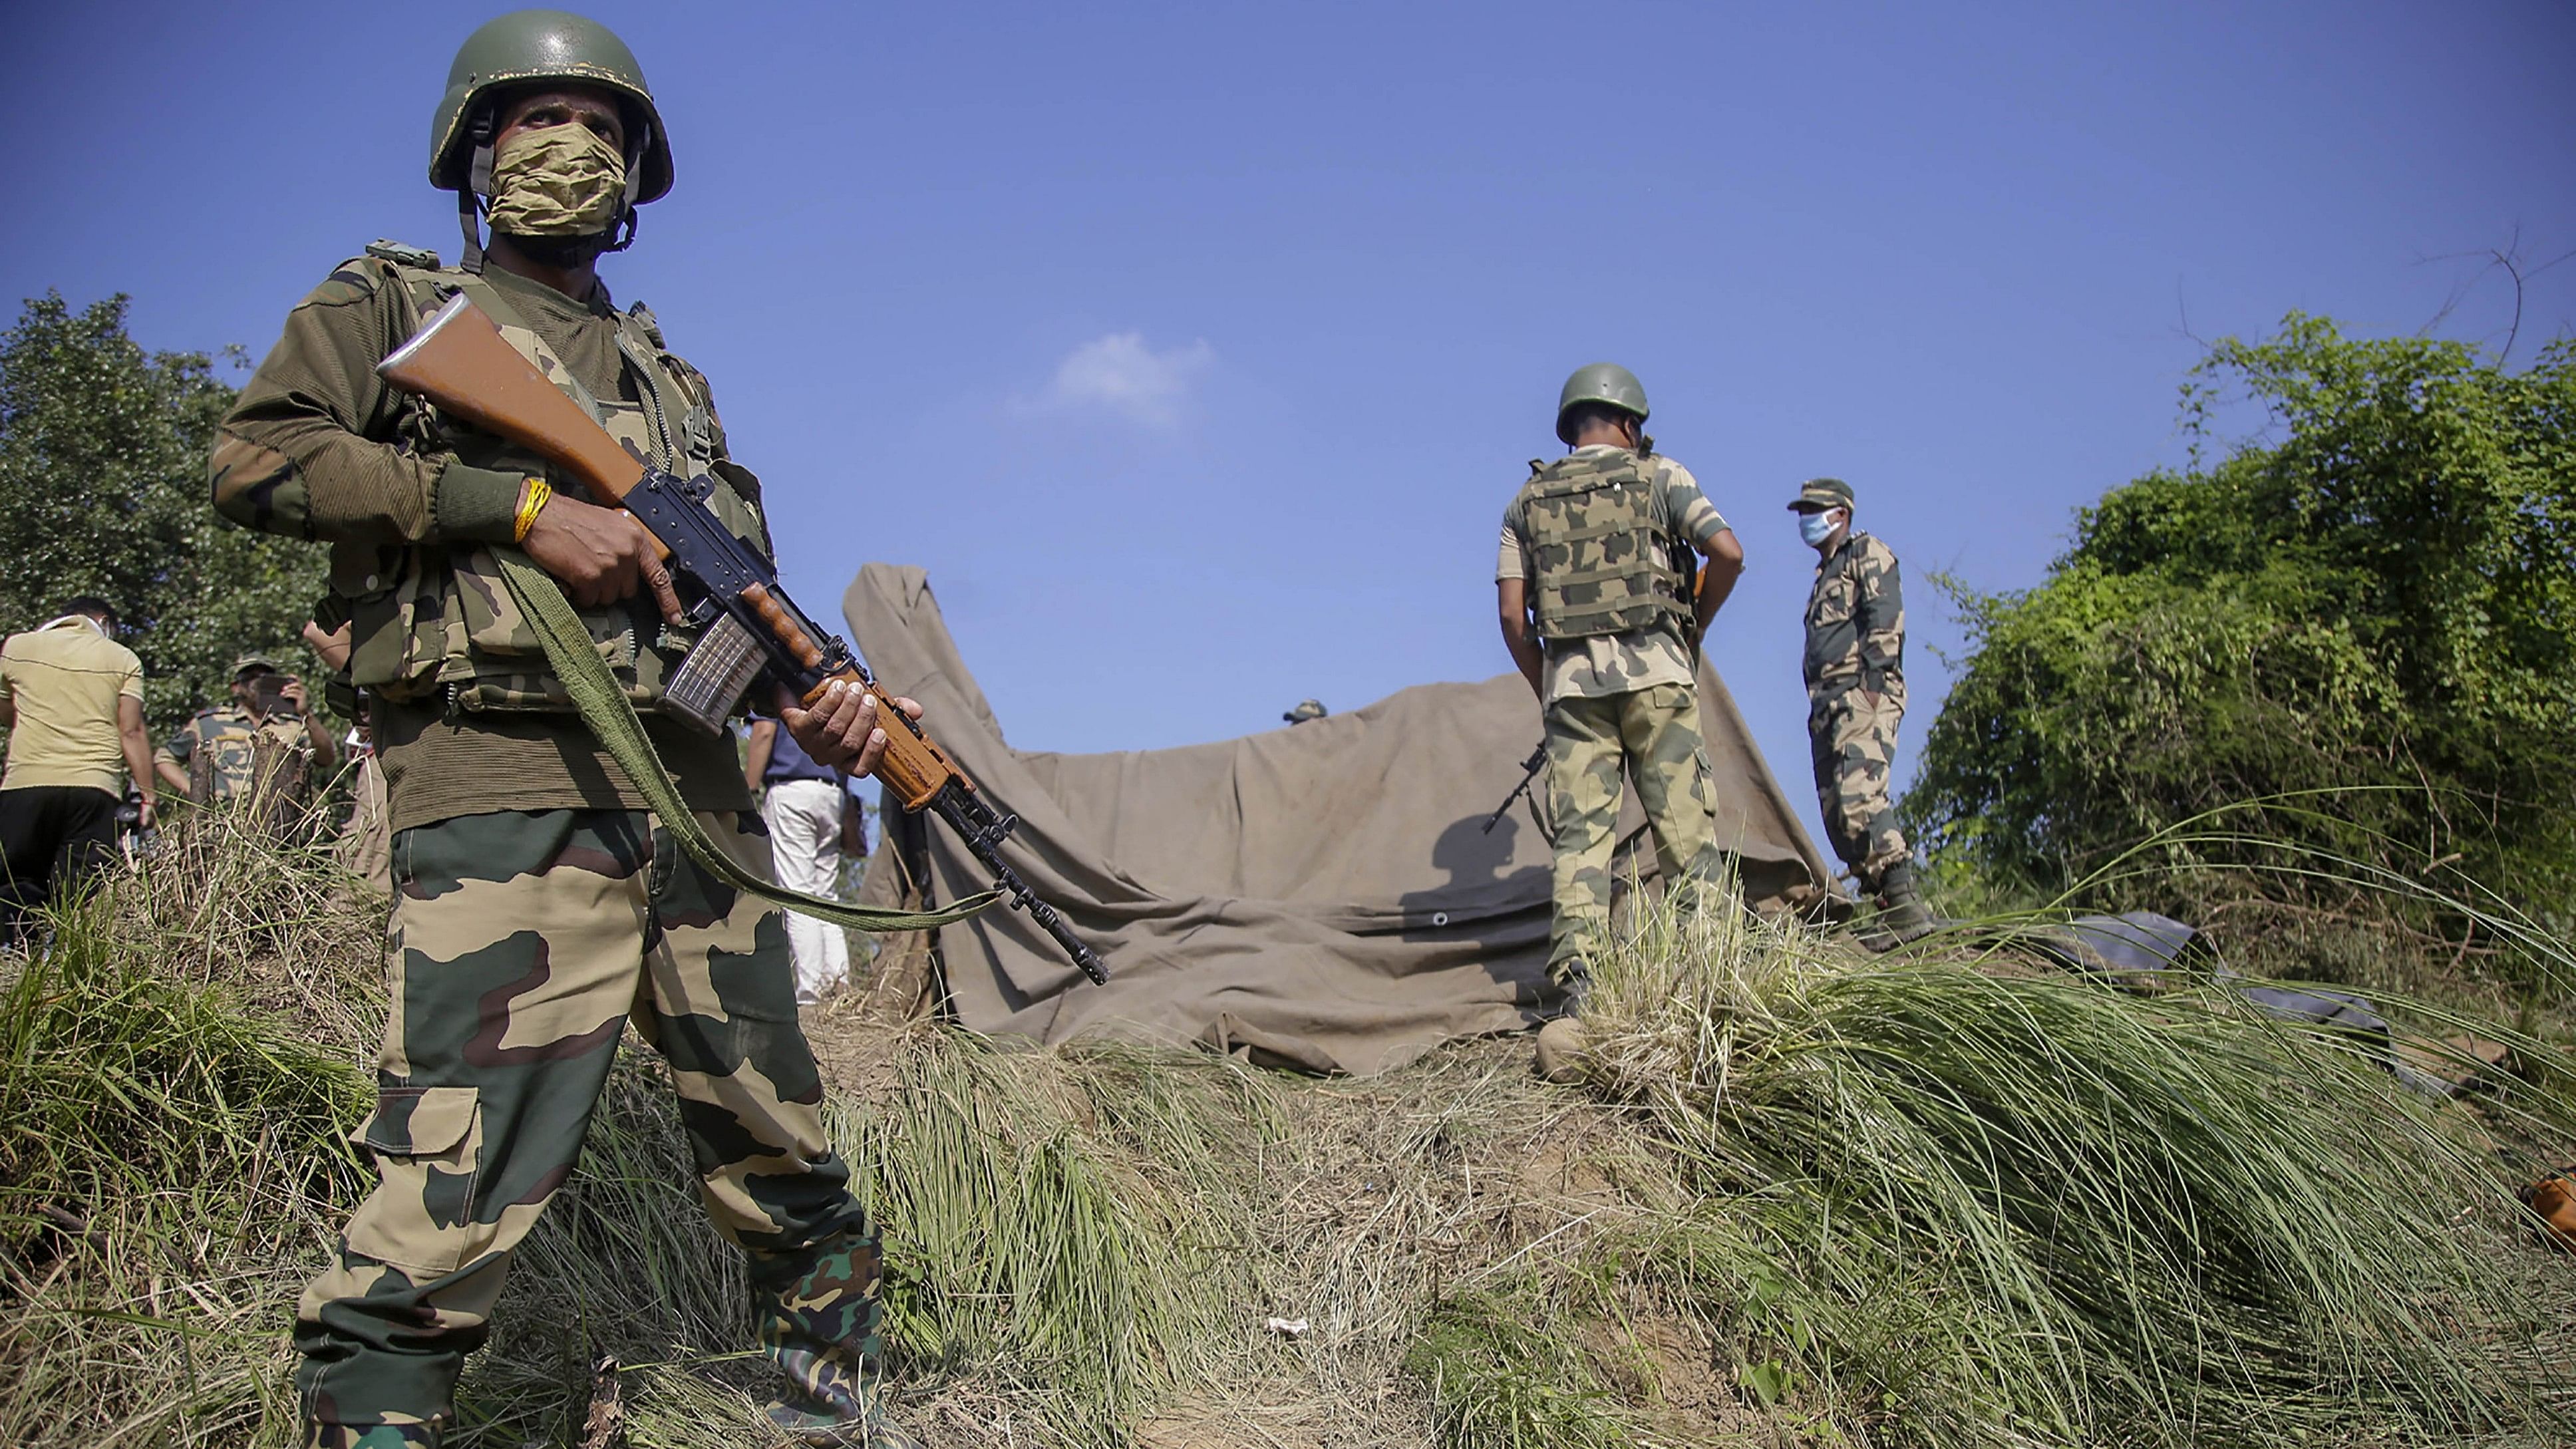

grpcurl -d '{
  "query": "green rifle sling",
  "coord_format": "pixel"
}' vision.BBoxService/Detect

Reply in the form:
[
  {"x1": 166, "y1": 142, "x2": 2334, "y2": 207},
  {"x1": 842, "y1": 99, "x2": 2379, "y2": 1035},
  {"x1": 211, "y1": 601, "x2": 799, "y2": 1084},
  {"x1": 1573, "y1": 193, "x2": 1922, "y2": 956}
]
[{"x1": 496, "y1": 550, "x2": 996, "y2": 933}]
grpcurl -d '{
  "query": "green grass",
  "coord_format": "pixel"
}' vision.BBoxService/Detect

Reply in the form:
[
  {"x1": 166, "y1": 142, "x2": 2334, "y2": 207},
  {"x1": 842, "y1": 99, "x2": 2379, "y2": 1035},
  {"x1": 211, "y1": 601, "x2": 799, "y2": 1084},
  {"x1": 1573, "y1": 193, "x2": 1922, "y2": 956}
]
[
  {"x1": 3, "y1": 823, "x2": 2569, "y2": 1447},
  {"x1": 1574, "y1": 887, "x2": 2573, "y2": 1446}
]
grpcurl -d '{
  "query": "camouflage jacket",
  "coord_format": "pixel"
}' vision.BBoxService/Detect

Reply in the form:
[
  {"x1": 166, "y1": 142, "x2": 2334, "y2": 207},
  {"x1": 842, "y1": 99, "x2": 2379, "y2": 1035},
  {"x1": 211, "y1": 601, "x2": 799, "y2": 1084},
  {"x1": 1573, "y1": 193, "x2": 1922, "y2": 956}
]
[
  {"x1": 208, "y1": 250, "x2": 772, "y2": 720},
  {"x1": 160, "y1": 704, "x2": 314, "y2": 810},
  {"x1": 1804, "y1": 531, "x2": 1904, "y2": 701}
]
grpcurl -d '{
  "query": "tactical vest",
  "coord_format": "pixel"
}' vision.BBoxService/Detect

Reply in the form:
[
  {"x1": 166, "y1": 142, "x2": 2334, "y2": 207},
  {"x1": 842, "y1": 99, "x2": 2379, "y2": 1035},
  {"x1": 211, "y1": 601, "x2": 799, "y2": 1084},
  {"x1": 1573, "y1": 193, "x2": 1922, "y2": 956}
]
[
  {"x1": 181, "y1": 707, "x2": 261, "y2": 803},
  {"x1": 1512, "y1": 450, "x2": 1692, "y2": 642},
  {"x1": 242, "y1": 717, "x2": 319, "y2": 832},
  {"x1": 329, "y1": 255, "x2": 771, "y2": 719}
]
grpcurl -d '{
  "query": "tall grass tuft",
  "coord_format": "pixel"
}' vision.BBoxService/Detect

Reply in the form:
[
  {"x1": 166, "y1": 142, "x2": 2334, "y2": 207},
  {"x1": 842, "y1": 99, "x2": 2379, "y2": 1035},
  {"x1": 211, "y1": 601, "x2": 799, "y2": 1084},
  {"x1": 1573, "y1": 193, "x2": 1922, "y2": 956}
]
[
  {"x1": 0, "y1": 857, "x2": 375, "y2": 1446},
  {"x1": 1577, "y1": 891, "x2": 2567, "y2": 1446},
  {"x1": 835, "y1": 1037, "x2": 1255, "y2": 1440}
]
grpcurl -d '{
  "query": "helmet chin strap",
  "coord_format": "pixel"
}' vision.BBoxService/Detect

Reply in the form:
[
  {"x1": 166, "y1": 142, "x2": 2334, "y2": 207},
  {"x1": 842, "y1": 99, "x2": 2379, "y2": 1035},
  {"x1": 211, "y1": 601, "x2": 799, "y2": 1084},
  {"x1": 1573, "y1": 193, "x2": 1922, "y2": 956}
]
[
  {"x1": 458, "y1": 111, "x2": 494, "y2": 274},
  {"x1": 599, "y1": 121, "x2": 647, "y2": 254}
]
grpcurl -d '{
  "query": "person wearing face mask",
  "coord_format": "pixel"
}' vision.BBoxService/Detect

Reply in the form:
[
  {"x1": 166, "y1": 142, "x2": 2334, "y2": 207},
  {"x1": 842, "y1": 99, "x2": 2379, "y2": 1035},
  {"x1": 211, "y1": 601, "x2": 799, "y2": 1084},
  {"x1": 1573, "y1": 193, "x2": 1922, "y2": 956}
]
[
  {"x1": 208, "y1": 11, "x2": 927, "y2": 1447},
  {"x1": 1789, "y1": 478, "x2": 1934, "y2": 945},
  {"x1": 1498, "y1": 365, "x2": 1746, "y2": 1011}
]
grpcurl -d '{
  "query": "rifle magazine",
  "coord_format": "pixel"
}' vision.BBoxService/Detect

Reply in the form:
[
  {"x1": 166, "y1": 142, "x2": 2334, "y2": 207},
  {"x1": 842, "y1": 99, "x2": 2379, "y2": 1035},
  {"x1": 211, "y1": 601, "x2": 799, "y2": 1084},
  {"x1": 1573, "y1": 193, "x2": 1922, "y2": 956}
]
[{"x1": 664, "y1": 611, "x2": 766, "y2": 732}]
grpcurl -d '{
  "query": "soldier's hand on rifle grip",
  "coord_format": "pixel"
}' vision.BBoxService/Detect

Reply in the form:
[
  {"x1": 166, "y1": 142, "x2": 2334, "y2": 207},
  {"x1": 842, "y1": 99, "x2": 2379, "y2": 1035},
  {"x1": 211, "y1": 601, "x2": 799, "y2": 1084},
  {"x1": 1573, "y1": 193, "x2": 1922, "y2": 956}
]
[
  {"x1": 783, "y1": 679, "x2": 921, "y2": 778},
  {"x1": 520, "y1": 490, "x2": 686, "y2": 623}
]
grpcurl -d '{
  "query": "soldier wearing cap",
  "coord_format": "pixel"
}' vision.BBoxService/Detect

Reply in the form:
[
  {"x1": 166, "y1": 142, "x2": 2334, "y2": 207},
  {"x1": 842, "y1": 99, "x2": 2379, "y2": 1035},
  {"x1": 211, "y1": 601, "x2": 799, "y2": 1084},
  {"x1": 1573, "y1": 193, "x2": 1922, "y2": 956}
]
[
  {"x1": 154, "y1": 653, "x2": 338, "y2": 812},
  {"x1": 1790, "y1": 478, "x2": 1933, "y2": 943},
  {"x1": 208, "y1": 10, "x2": 928, "y2": 1446},
  {"x1": 1498, "y1": 364, "x2": 1744, "y2": 1002}
]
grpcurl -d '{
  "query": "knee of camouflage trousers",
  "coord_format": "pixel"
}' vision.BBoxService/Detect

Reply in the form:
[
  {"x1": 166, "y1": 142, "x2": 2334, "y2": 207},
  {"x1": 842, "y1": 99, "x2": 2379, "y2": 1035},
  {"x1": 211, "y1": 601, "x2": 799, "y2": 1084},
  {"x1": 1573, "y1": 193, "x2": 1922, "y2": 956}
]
[
  {"x1": 1543, "y1": 683, "x2": 1720, "y2": 988},
  {"x1": 1808, "y1": 688, "x2": 1909, "y2": 885},
  {"x1": 297, "y1": 807, "x2": 880, "y2": 1441}
]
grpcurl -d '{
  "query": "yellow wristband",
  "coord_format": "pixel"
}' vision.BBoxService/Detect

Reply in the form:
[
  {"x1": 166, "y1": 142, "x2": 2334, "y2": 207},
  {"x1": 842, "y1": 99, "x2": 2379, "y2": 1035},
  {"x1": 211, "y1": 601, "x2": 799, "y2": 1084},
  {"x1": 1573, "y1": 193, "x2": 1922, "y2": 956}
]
[{"x1": 512, "y1": 478, "x2": 553, "y2": 543}]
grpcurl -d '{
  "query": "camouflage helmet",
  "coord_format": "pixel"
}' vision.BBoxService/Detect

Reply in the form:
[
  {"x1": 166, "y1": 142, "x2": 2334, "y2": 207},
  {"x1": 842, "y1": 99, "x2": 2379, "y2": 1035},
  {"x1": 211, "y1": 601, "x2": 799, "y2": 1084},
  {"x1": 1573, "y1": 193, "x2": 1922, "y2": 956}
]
[
  {"x1": 1555, "y1": 363, "x2": 1650, "y2": 445},
  {"x1": 428, "y1": 10, "x2": 674, "y2": 205}
]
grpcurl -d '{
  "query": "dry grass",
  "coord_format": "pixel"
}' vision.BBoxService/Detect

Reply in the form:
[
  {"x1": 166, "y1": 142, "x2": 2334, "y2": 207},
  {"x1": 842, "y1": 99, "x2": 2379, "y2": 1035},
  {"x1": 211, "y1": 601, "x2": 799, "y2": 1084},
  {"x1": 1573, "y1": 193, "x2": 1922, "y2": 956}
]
[{"x1": 3, "y1": 827, "x2": 2570, "y2": 1448}]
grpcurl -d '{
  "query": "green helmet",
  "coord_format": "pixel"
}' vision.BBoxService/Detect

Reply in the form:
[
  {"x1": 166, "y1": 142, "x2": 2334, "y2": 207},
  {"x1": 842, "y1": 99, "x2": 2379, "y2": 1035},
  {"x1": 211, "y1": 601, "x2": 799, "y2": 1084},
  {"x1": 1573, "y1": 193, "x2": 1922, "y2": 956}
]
[
  {"x1": 1555, "y1": 363, "x2": 1650, "y2": 445},
  {"x1": 428, "y1": 9, "x2": 673, "y2": 205}
]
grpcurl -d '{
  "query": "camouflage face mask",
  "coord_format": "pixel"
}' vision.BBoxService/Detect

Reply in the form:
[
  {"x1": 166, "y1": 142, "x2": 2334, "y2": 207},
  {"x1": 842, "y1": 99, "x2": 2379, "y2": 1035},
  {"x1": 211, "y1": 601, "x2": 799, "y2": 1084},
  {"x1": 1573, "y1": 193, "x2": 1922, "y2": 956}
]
[{"x1": 483, "y1": 122, "x2": 628, "y2": 238}]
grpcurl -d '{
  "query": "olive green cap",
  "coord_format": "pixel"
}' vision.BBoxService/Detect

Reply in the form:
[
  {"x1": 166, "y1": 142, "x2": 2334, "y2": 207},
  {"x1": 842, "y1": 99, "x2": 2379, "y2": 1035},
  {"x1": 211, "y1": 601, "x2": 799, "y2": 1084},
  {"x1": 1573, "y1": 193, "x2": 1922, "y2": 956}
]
[
  {"x1": 230, "y1": 653, "x2": 281, "y2": 678},
  {"x1": 429, "y1": 9, "x2": 673, "y2": 204},
  {"x1": 1555, "y1": 363, "x2": 1650, "y2": 445},
  {"x1": 1788, "y1": 477, "x2": 1855, "y2": 512}
]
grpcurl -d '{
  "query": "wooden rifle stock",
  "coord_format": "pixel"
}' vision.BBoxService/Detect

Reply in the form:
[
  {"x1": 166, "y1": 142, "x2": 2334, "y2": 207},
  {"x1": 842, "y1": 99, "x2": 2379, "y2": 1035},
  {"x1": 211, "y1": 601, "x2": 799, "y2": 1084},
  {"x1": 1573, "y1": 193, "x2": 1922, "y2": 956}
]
[
  {"x1": 379, "y1": 294, "x2": 970, "y2": 814},
  {"x1": 378, "y1": 295, "x2": 650, "y2": 511}
]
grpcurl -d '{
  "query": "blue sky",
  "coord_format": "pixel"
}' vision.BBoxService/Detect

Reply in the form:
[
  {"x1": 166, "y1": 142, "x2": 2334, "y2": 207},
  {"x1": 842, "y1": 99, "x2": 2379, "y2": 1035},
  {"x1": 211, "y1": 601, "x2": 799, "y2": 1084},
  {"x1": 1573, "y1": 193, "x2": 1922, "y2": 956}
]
[{"x1": 5, "y1": 1, "x2": 2570, "y2": 862}]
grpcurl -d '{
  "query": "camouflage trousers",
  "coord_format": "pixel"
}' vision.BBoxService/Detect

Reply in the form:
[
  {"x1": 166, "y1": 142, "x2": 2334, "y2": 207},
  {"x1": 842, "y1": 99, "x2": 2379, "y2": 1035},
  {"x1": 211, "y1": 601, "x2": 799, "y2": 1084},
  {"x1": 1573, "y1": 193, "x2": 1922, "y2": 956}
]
[
  {"x1": 1807, "y1": 683, "x2": 1910, "y2": 888},
  {"x1": 1543, "y1": 683, "x2": 1720, "y2": 980},
  {"x1": 295, "y1": 808, "x2": 888, "y2": 1447}
]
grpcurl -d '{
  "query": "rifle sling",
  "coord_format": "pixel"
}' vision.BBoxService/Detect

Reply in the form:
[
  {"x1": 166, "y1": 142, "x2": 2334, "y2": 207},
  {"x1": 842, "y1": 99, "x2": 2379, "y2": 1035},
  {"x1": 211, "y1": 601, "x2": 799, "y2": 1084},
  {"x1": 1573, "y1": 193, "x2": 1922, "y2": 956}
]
[{"x1": 496, "y1": 550, "x2": 996, "y2": 933}]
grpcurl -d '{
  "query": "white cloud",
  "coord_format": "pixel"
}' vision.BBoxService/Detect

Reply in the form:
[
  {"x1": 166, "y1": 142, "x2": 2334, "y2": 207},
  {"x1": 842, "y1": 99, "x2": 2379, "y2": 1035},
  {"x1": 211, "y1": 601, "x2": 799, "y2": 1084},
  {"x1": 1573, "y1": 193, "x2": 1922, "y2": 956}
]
[{"x1": 1030, "y1": 331, "x2": 1215, "y2": 428}]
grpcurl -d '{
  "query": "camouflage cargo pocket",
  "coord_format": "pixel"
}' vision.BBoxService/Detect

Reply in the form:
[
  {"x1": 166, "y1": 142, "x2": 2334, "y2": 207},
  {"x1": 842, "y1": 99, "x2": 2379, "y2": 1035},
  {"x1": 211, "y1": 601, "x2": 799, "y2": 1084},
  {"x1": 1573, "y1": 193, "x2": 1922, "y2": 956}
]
[
  {"x1": 333, "y1": 544, "x2": 457, "y2": 704},
  {"x1": 449, "y1": 546, "x2": 639, "y2": 670},
  {"x1": 1808, "y1": 573, "x2": 1855, "y2": 631},
  {"x1": 345, "y1": 1085, "x2": 485, "y2": 1276}
]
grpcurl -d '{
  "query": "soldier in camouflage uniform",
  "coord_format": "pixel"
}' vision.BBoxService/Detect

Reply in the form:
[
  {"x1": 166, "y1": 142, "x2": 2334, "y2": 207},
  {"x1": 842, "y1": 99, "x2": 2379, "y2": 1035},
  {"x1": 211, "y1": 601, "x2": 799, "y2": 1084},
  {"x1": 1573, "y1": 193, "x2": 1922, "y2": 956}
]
[
  {"x1": 207, "y1": 13, "x2": 924, "y2": 1448},
  {"x1": 1498, "y1": 365, "x2": 1745, "y2": 999},
  {"x1": 1790, "y1": 478, "x2": 1933, "y2": 943},
  {"x1": 154, "y1": 653, "x2": 339, "y2": 822}
]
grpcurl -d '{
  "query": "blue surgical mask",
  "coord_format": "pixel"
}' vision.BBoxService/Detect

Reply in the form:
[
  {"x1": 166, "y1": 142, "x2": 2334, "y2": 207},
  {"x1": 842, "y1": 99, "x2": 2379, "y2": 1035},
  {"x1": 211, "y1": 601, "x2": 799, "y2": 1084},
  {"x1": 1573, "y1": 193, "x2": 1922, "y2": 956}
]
[{"x1": 1798, "y1": 510, "x2": 1842, "y2": 547}]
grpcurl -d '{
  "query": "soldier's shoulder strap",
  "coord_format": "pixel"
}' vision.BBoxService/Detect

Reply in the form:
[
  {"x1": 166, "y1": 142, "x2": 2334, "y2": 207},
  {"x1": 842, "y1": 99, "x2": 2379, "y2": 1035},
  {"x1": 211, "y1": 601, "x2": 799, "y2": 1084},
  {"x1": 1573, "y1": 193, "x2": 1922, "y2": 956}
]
[
  {"x1": 1855, "y1": 530, "x2": 1896, "y2": 560},
  {"x1": 1526, "y1": 447, "x2": 1648, "y2": 498},
  {"x1": 617, "y1": 299, "x2": 724, "y2": 435},
  {"x1": 364, "y1": 238, "x2": 442, "y2": 270}
]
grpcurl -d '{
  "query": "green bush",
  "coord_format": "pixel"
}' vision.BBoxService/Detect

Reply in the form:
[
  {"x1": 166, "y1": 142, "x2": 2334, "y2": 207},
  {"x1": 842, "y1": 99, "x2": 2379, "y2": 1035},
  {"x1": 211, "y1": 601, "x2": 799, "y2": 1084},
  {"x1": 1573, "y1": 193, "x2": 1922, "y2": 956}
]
[{"x1": 1905, "y1": 316, "x2": 2575, "y2": 970}]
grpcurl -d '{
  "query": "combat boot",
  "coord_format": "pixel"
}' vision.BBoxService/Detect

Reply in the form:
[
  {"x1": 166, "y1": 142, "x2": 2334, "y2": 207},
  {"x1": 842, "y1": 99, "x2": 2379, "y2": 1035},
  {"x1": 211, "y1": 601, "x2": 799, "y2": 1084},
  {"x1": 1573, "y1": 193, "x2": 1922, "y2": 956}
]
[
  {"x1": 1547, "y1": 954, "x2": 1591, "y2": 1017},
  {"x1": 1872, "y1": 863, "x2": 1937, "y2": 946},
  {"x1": 754, "y1": 1231, "x2": 925, "y2": 1449},
  {"x1": 1533, "y1": 1016, "x2": 1591, "y2": 1084}
]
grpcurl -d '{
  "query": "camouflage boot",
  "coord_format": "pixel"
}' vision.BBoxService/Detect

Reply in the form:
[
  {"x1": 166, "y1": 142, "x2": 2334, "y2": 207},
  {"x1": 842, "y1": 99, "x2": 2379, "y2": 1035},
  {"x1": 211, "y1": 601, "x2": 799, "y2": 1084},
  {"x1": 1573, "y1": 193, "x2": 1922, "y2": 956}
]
[
  {"x1": 754, "y1": 1231, "x2": 923, "y2": 1449},
  {"x1": 1872, "y1": 863, "x2": 1937, "y2": 946}
]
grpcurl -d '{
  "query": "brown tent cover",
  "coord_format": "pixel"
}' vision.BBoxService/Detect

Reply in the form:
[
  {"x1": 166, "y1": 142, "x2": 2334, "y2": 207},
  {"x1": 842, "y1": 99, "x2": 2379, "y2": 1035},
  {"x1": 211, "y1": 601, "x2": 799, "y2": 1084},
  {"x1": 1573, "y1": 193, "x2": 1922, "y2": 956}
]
[{"x1": 846, "y1": 564, "x2": 1832, "y2": 1076}]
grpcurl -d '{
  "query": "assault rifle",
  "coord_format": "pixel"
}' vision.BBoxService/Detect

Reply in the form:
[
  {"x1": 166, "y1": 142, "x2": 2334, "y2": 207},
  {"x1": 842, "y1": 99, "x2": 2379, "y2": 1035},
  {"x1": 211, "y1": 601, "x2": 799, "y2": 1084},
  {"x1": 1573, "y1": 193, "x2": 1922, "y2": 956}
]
[
  {"x1": 1482, "y1": 741, "x2": 1548, "y2": 835},
  {"x1": 378, "y1": 294, "x2": 1108, "y2": 985}
]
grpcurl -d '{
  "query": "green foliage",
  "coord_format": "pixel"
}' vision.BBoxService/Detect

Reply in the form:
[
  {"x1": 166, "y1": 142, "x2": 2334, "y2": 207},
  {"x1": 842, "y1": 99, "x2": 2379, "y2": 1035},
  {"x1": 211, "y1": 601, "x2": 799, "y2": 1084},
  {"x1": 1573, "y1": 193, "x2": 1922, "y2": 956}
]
[
  {"x1": 1405, "y1": 1273, "x2": 1630, "y2": 1449},
  {"x1": 1905, "y1": 315, "x2": 2576, "y2": 955},
  {"x1": 0, "y1": 291, "x2": 327, "y2": 733},
  {"x1": 1577, "y1": 894, "x2": 2572, "y2": 1447},
  {"x1": 0, "y1": 834, "x2": 376, "y2": 1447},
  {"x1": 840, "y1": 1039, "x2": 1243, "y2": 1436}
]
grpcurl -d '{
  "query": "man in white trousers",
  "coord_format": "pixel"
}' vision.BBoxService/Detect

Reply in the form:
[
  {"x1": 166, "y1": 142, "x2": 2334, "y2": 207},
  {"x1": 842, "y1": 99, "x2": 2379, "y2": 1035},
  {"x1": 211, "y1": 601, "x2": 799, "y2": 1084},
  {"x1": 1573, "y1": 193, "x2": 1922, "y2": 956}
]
[{"x1": 744, "y1": 705, "x2": 856, "y2": 1003}]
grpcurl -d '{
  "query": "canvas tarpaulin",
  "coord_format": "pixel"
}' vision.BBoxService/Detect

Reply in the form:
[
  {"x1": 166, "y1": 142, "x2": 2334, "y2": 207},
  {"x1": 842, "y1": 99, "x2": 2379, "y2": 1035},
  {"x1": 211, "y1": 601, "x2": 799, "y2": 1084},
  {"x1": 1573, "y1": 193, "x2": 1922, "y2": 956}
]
[{"x1": 846, "y1": 564, "x2": 1832, "y2": 1076}]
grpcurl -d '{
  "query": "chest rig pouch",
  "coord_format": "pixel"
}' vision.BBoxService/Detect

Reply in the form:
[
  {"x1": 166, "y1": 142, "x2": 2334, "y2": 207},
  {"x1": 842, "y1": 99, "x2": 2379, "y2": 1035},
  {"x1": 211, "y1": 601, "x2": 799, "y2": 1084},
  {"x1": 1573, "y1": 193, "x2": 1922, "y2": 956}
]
[
  {"x1": 331, "y1": 259, "x2": 770, "y2": 722},
  {"x1": 1513, "y1": 450, "x2": 1692, "y2": 642}
]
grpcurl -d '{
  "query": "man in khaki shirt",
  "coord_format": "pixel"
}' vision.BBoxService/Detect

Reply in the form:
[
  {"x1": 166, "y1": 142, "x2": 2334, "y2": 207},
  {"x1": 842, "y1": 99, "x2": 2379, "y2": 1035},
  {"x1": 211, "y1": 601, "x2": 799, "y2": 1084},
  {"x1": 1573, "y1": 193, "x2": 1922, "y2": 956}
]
[{"x1": 0, "y1": 597, "x2": 155, "y2": 943}]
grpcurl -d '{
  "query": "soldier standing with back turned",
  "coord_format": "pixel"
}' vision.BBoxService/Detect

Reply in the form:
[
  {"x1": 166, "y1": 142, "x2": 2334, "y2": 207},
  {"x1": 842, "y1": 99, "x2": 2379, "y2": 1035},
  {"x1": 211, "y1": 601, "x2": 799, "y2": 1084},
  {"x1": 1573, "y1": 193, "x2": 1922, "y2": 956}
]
[
  {"x1": 208, "y1": 11, "x2": 925, "y2": 1446},
  {"x1": 1790, "y1": 477, "x2": 1934, "y2": 943},
  {"x1": 1497, "y1": 365, "x2": 1745, "y2": 1004}
]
